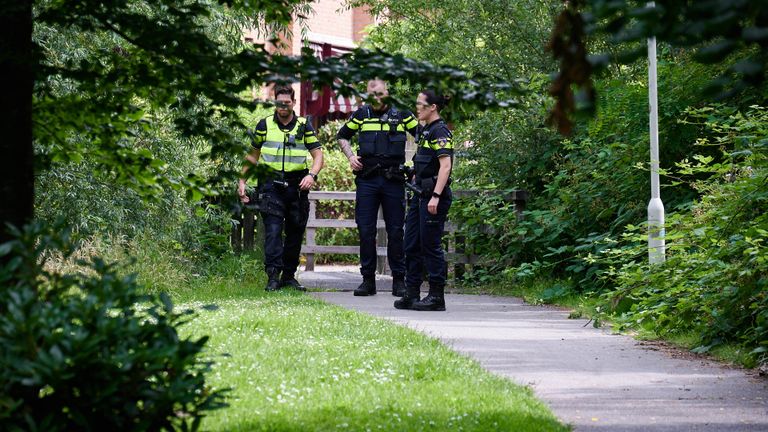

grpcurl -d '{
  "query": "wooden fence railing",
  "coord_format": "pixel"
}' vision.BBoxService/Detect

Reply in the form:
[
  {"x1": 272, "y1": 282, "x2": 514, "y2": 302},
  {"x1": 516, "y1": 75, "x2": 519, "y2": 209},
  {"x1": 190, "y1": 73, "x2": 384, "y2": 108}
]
[{"x1": 231, "y1": 189, "x2": 528, "y2": 278}]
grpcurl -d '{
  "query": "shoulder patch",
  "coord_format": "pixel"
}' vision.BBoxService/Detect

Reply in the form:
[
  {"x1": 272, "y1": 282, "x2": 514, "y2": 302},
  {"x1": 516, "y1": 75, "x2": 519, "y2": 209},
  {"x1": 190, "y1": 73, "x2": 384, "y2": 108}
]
[{"x1": 437, "y1": 137, "x2": 450, "y2": 148}]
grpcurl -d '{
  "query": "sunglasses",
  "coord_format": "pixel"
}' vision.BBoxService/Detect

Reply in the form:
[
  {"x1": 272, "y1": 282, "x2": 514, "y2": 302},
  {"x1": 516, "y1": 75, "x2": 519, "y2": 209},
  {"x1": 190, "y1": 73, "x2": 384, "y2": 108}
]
[{"x1": 275, "y1": 100, "x2": 293, "y2": 109}]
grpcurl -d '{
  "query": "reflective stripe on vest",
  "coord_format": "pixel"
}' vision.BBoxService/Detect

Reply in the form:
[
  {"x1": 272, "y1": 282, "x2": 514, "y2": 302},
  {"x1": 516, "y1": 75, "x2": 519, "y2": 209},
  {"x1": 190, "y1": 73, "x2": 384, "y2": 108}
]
[
  {"x1": 260, "y1": 117, "x2": 310, "y2": 172},
  {"x1": 359, "y1": 120, "x2": 407, "y2": 133}
]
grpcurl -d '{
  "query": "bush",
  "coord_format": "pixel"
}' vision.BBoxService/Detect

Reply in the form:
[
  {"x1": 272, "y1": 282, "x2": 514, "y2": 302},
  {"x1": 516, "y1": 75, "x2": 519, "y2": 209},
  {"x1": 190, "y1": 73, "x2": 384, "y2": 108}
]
[
  {"x1": 0, "y1": 222, "x2": 227, "y2": 431},
  {"x1": 589, "y1": 105, "x2": 768, "y2": 366}
]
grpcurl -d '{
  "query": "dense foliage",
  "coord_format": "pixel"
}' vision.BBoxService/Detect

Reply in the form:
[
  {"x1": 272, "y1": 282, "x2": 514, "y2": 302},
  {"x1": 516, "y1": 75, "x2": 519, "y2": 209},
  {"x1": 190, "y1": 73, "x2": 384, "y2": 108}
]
[
  {"x1": 548, "y1": 0, "x2": 768, "y2": 133},
  {"x1": 591, "y1": 105, "x2": 768, "y2": 365},
  {"x1": 363, "y1": 0, "x2": 768, "y2": 365},
  {"x1": 0, "y1": 222, "x2": 226, "y2": 431}
]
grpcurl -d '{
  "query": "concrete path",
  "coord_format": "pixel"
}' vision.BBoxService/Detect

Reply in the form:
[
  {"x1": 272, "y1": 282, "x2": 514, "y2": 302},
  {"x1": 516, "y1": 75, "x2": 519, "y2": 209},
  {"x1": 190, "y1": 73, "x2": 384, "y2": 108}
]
[{"x1": 300, "y1": 270, "x2": 768, "y2": 431}]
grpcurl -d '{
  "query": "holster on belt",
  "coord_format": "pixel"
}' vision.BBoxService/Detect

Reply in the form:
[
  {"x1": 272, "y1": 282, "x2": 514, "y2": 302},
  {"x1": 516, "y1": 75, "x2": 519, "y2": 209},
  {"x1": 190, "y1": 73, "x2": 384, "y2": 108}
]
[
  {"x1": 417, "y1": 177, "x2": 435, "y2": 198},
  {"x1": 355, "y1": 163, "x2": 382, "y2": 179},
  {"x1": 416, "y1": 176, "x2": 451, "y2": 198},
  {"x1": 248, "y1": 190, "x2": 285, "y2": 217}
]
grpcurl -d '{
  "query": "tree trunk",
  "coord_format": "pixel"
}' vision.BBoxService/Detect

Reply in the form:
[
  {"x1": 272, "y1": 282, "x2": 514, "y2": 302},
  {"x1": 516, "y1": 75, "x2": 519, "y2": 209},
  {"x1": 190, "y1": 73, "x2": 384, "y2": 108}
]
[{"x1": 0, "y1": 0, "x2": 34, "y2": 248}]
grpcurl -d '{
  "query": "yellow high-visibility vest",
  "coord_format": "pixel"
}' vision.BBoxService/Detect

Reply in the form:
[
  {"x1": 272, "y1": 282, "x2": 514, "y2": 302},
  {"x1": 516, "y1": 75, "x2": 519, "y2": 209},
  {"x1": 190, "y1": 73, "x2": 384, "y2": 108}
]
[{"x1": 260, "y1": 116, "x2": 313, "y2": 172}]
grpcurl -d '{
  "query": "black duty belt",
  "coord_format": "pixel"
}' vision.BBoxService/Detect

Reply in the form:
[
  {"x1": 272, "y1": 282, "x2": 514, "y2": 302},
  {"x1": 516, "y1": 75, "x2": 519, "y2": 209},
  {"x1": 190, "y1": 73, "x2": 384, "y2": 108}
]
[{"x1": 264, "y1": 170, "x2": 308, "y2": 187}]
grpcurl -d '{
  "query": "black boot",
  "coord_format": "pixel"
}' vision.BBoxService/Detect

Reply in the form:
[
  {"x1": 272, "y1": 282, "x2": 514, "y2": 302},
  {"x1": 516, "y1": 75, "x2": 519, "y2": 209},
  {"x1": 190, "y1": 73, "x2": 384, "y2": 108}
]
[
  {"x1": 265, "y1": 269, "x2": 281, "y2": 292},
  {"x1": 394, "y1": 285, "x2": 420, "y2": 310},
  {"x1": 391, "y1": 276, "x2": 406, "y2": 297},
  {"x1": 412, "y1": 283, "x2": 445, "y2": 311},
  {"x1": 353, "y1": 276, "x2": 377, "y2": 296},
  {"x1": 280, "y1": 274, "x2": 306, "y2": 291}
]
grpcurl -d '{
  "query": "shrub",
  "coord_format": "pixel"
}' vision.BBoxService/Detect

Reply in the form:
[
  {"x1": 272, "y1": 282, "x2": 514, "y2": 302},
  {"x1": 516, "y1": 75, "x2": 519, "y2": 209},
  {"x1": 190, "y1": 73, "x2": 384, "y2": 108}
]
[
  {"x1": 0, "y1": 222, "x2": 227, "y2": 431},
  {"x1": 589, "y1": 105, "x2": 768, "y2": 366}
]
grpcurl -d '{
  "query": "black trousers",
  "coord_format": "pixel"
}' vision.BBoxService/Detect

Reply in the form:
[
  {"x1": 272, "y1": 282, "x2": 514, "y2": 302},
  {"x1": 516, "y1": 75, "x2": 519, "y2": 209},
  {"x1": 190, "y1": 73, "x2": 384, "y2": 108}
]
[
  {"x1": 404, "y1": 187, "x2": 452, "y2": 288},
  {"x1": 354, "y1": 175, "x2": 406, "y2": 278},
  {"x1": 258, "y1": 180, "x2": 309, "y2": 278}
]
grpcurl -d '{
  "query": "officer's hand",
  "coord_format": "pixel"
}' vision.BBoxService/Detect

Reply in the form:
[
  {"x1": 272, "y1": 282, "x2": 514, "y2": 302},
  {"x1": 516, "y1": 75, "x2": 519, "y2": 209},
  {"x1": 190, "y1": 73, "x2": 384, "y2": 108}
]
[
  {"x1": 428, "y1": 196, "x2": 439, "y2": 215},
  {"x1": 299, "y1": 175, "x2": 315, "y2": 190},
  {"x1": 348, "y1": 155, "x2": 363, "y2": 171},
  {"x1": 238, "y1": 181, "x2": 250, "y2": 203}
]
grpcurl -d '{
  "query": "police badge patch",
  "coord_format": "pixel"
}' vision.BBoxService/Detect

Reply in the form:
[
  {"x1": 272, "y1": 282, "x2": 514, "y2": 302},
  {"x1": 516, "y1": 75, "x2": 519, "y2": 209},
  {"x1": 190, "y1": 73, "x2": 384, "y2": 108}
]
[{"x1": 437, "y1": 137, "x2": 449, "y2": 148}]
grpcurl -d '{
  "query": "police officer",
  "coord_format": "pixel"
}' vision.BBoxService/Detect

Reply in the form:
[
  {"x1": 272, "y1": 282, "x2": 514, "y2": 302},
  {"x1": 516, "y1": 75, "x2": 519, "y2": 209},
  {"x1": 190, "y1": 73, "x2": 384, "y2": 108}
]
[
  {"x1": 336, "y1": 79, "x2": 419, "y2": 297},
  {"x1": 395, "y1": 90, "x2": 453, "y2": 311},
  {"x1": 238, "y1": 86, "x2": 323, "y2": 291}
]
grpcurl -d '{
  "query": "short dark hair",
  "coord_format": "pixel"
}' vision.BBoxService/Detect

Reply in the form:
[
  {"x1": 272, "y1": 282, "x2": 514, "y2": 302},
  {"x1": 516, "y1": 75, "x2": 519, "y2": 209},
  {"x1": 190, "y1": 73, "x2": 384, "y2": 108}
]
[
  {"x1": 274, "y1": 85, "x2": 295, "y2": 101},
  {"x1": 421, "y1": 89, "x2": 449, "y2": 110}
]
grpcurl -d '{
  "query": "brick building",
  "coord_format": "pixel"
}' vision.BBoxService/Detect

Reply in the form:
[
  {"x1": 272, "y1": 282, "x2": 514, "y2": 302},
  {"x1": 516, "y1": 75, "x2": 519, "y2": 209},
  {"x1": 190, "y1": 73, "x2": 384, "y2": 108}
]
[{"x1": 245, "y1": 0, "x2": 375, "y2": 128}]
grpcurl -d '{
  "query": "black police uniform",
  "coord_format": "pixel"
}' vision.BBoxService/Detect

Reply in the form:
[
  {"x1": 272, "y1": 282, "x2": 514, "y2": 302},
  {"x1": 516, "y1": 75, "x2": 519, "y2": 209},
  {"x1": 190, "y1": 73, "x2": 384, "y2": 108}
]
[
  {"x1": 336, "y1": 105, "x2": 418, "y2": 296},
  {"x1": 396, "y1": 118, "x2": 453, "y2": 311},
  {"x1": 251, "y1": 112, "x2": 320, "y2": 290}
]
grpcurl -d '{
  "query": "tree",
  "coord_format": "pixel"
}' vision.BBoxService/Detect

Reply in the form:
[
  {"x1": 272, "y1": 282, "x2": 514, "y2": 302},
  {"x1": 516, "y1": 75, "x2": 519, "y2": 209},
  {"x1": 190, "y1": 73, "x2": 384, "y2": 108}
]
[
  {"x1": 0, "y1": 0, "x2": 516, "y2": 248},
  {"x1": 0, "y1": 0, "x2": 33, "y2": 248},
  {"x1": 549, "y1": 0, "x2": 768, "y2": 134}
]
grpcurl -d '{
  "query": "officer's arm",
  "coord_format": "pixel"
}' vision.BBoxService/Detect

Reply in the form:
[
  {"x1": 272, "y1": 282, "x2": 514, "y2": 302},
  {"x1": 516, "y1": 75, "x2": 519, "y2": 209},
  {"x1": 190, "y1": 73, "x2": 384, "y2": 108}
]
[
  {"x1": 308, "y1": 147, "x2": 323, "y2": 177},
  {"x1": 432, "y1": 155, "x2": 452, "y2": 197},
  {"x1": 336, "y1": 110, "x2": 363, "y2": 160},
  {"x1": 299, "y1": 147, "x2": 323, "y2": 191},
  {"x1": 239, "y1": 119, "x2": 266, "y2": 201},
  {"x1": 337, "y1": 138, "x2": 354, "y2": 160},
  {"x1": 402, "y1": 112, "x2": 419, "y2": 138},
  {"x1": 238, "y1": 148, "x2": 261, "y2": 201}
]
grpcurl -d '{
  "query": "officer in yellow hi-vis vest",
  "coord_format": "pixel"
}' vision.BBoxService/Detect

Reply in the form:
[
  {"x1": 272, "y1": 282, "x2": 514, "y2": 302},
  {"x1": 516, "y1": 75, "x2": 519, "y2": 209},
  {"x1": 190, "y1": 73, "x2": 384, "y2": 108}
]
[
  {"x1": 337, "y1": 79, "x2": 419, "y2": 297},
  {"x1": 238, "y1": 86, "x2": 324, "y2": 291}
]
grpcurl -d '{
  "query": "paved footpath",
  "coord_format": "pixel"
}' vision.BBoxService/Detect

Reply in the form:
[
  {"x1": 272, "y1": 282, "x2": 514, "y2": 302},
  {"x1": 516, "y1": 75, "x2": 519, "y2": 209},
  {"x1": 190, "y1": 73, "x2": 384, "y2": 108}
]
[{"x1": 302, "y1": 271, "x2": 768, "y2": 432}]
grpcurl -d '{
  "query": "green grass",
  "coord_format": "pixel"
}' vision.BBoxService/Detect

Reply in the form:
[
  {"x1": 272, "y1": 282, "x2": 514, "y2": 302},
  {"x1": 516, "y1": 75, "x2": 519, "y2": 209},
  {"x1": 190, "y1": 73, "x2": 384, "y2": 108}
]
[{"x1": 174, "y1": 281, "x2": 567, "y2": 431}]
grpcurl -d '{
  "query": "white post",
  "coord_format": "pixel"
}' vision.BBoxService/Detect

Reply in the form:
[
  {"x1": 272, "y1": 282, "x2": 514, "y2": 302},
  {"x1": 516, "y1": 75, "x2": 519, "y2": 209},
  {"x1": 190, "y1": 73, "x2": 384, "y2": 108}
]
[{"x1": 647, "y1": 1, "x2": 665, "y2": 264}]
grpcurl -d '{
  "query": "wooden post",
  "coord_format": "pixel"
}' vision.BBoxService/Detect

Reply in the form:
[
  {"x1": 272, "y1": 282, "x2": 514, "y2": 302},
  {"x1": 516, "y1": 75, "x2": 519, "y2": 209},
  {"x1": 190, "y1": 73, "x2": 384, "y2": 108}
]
[
  {"x1": 243, "y1": 207, "x2": 255, "y2": 251},
  {"x1": 454, "y1": 232, "x2": 466, "y2": 281},
  {"x1": 513, "y1": 190, "x2": 528, "y2": 221},
  {"x1": 376, "y1": 205, "x2": 389, "y2": 275},
  {"x1": 231, "y1": 213, "x2": 242, "y2": 253},
  {"x1": 255, "y1": 211, "x2": 265, "y2": 255},
  {"x1": 305, "y1": 199, "x2": 317, "y2": 271}
]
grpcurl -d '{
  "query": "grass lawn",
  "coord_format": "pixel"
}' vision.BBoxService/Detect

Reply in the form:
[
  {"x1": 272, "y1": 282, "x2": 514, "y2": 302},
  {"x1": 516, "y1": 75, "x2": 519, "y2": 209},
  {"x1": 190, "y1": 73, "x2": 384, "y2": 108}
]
[{"x1": 176, "y1": 280, "x2": 568, "y2": 432}]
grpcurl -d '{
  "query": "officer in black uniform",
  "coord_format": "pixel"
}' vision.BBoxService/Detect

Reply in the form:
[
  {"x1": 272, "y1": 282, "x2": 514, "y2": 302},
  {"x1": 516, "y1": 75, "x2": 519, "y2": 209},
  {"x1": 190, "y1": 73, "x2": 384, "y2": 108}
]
[
  {"x1": 395, "y1": 90, "x2": 453, "y2": 311},
  {"x1": 336, "y1": 79, "x2": 419, "y2": 297},
  {"x1": 238, "y1": 86, "x2": 324, "y2": 291}
]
